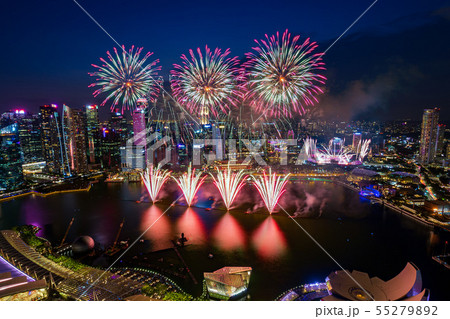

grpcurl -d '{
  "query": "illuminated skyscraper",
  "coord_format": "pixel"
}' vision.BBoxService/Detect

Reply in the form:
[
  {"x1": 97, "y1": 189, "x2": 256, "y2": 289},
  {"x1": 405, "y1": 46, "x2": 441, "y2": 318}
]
[
  {"x1": 39, "y1": 104, "x2": 64, "y2": 175},
  {"x1": 352, "y1": 132, "x2": 362, "y2": 152},
  {"x1": 1, "y1": 110, "x2": 43, "y2": 164},
  {"x1": 0, "y1": 123, "x2": 24, "y2": 191},
  {"x1": 435, "y1": 124, "x2": 445, "y2": 157},
  {"x1": 86, "y1": 105, "x2": 102, "y2": 166},
  {"x1": 132, "y1": 108, "x2": 146, "y2": 146},
  {"x1": 419, "y1": 108, "x2": 439, "y2": 164},
  {"x1": 63, "y1": 105, "x2": 88, "y2": 175}
]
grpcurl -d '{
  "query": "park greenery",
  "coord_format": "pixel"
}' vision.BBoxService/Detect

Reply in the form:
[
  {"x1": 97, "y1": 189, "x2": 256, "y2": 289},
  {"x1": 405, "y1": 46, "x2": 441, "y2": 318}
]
[
  {"x1": 12, "y1": 225, "x2": 50, "y2": 254},
  {"x1": 46, "y1": 254, "x2": 85, "y2": 271}
]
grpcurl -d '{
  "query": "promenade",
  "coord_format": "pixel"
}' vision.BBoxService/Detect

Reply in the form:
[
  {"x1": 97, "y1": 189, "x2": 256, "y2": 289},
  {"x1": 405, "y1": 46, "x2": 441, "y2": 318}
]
[{"x1": 0, "y1": 230, "x2": 143, "y2": 300}]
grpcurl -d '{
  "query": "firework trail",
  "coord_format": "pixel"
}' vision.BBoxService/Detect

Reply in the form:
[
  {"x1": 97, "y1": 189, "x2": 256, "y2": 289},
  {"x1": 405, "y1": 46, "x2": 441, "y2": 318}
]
[
  {"x1": 210, "y1": 164, "x2": 247, "y2": 210},
  {"x1": 251, "y1": 168, "x2": 290, "y2": 213},
  {"x1": 89, "y1": 45, "x2": 161, "y2": 113},
  {"x1": 358, "y1": 139, "x2": 371, "y2": 162},
  {"x1": 170, "y1": 46, "x2": 242, "y2": 119},
  {"x1": 244, "y1": 29, "x2": 326, "y2": 118},
  {"x1": 141, "y1": 164, "x2": 171, "y2": 202},
  {"x1": 172, "y1": 163, "x2": 206, "y2": 206}
]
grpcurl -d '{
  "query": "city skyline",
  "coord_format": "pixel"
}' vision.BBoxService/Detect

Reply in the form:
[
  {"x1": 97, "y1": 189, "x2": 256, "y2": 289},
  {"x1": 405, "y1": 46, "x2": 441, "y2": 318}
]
[
  {"x1": 0, "y1": 0, "x2": 449, "y2": 308},
  {"x1": 0, "y1": 1, "x2": 449, "y2": 121}
]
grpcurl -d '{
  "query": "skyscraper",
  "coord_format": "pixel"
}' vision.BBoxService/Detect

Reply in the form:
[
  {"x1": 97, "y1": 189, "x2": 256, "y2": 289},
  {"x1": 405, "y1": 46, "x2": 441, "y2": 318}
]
[
  {"x1": 1, "y1": 110, "x2": 43, "y2": 164},
  {"x1": 0, "y1": 123, "x2": 24, "y2": 191},
  {"x1": 419, "y1": 108, "x2": 439, "y2": 164},
  {"x1": 40, "y1": 104, "x2": 64, "y2": 175},
  {"x1": 352, "y1": 132, "x2": 362, "y2": 152},
  {"x1": 132, "y1": 108, "x2": 146, "y2": 146},
  {"x1": 435, "y1": 124, "x2": 445, "y2": 157},
  {"x1": 63, "y1": 105, "x2": 88, "y2": 175},
  {"x1": 86, "y1": 105, "x2": 102, "y2": 166}
]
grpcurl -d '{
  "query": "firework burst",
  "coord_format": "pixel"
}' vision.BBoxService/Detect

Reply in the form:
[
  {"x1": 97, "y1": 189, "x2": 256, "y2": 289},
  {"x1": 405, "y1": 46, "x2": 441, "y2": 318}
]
[
  {"x1": 210, "y1": 164, "x2": 247, "y2": 210},
  {"x1": 173, "y1": 164, "x2": 206, "y2": 206},
  {"x1": 244, "y1": 30, "x2": 326, "y2": 118},
  {"x1": 141, "y1": 164, "x2": 171, "y2": 202},
  {"x1": 251, "y1": 168, "x2": 290, "y2": 213},
  {"x1": 89, "y1": 45, "x2": 161, "y2": 113},
  {"x1": 170, "y1": 46, "x2": 242, "y2": 119}
]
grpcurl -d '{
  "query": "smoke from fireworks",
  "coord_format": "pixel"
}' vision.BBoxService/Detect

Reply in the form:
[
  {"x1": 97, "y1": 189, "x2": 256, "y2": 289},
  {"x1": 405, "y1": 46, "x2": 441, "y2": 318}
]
[
  {"x1": 244, "y1": 29, "x2": 326, "y2": 118},
  {"x1": 89, "y1": 45, "x2": 161, "y2": 113},
  {"x1": 170, "y1": 46, "x2": 242, "y2": 119},
  {"x1": 251, "y1": 168, "x2": 290, "y2": 213},
  {"x1": 210, "y1": 164, "x2": 247, "y2": 210},
  {"x1": 173, "y1": 163, "x2": 206, "y2": 206},
  {"x1": 141, "y1": 164, "x2": 171, "y2": 202}
]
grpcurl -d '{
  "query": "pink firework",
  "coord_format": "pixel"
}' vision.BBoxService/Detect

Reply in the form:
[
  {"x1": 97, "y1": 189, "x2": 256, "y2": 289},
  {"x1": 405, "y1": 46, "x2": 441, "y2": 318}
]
[
  {"x1": 251, "y1": 168, "x2": 290, "y2": 213},
  {"x1": 172, "y1": 164, "x2": 206, "y2": 206},
  {"x1": 170, "y1": 46, "x2": 243, "y2": 119},
  {"x1": 244, "y1": 29, "x2": 326, "y2": 118}
]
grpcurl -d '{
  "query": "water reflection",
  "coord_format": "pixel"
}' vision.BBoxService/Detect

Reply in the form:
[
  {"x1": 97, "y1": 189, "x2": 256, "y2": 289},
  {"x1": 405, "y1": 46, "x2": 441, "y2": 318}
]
[
  {"x1": 212, "y1": 213, "x2": 246, "y2": 251},
  {"x1": 141, "y1": 205, "x2": 172, "y2": 251},
  {"x1": 252, "y1": 216, "x2": 287, "y2": 259},
  {"x1": 176, "y1": 208, "x2": 207, "y2": 245}
]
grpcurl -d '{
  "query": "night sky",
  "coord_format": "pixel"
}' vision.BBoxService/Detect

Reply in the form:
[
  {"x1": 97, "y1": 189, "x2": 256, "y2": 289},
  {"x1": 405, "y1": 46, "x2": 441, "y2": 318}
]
[{"x1": 1, "y1": 0, "x2": 449, "y2": 120}]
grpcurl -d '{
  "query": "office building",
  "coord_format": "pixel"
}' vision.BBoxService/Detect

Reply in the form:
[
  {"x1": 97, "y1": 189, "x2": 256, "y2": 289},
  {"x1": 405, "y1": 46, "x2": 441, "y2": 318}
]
[
  {"x1": 419, "y1": 108, "x2": 439, "y2": 164},
  {"x1": 63, "y1": 105, "x2": 88, "y2": 175},
  {"x1": 0, "y1": 123, "x2": 24, "y2": 191},
  {"x1": 39, "y1": 105, "x2": 64, "y2": 175},
  {"x1": 86, "y1": 105, "x2": 102, "y2": 166}
]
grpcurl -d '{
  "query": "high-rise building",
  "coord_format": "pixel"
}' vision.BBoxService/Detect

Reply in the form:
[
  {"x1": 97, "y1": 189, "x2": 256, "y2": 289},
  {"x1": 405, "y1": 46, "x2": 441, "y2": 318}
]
[
  {"x1": 101, "y1": 128, "x2": 121, "y2": 170},
  {"x1": 40, "y1": 104, "x2": 64, "y2": 175},
  {"x1": 132, "y1": 108, "x2": 146, "y2": 146},
  {"x1": 86, "y1": 105, "x2": 102, "y2": 166},
  {"x1": 0, "y1": 123, "x2": 24, "y2": 191},
  {"x1": 110, "y1": 111, "x2": 130, "y2": 145},
  {"x1": 1, "y1": 110, "x2": 43, "y2": 164},
  {"x1": 352, "y1": 132, "x2": 362, "y2": 152},
  {"x1": 435, "y1": 124, "x2": 445, "y2": 157},
  {"x1": 63, "y1": 105, "x2": 88, "y2": 175},
  {"x1": 419, "y1": 108, "x2": 439, "y2": 164}
]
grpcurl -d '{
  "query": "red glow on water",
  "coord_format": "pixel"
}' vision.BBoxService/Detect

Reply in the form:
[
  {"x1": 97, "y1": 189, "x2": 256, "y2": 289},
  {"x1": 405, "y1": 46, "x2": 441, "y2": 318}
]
[
  {"x1": 141, "y1": 205, "x2": 172, "y2": 251},
  {"x1": 212, "y1": 213, "x2": 246, "y2": 251},
  {"x1": 176, "y1": 208, "x2": 207, "y2": 244},
  {"x1": 252, "y1": 216, "x2": 287, "y2": 259}
]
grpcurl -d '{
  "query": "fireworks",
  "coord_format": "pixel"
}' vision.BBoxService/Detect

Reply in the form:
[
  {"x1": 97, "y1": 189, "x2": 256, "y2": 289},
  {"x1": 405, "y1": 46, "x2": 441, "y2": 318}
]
[
  {"x1": 304, "y1": 137, "x2": 371, "y2": 165},
  {"x1": 141, "y1": 164, "x2": 171, "y2": 202},
  {"x1": 244, "y1": 30, "x2": 326, "y2": 118},
  {"x1": 210, "y1": 164, "x2": 247, "y2": 210},
  {"x1": 170, "y1": 46, "x2": 242, "y2": 119},
  {"x1": 89, "y1": 45, "x2": 161, "y2": 113},
  {"x1": 358, "y1": 139, "x2": 371, "y2": 162},
  {"x1": 173, "y1": 163, "x2": 206, "y2": 206},
  {"x1": 251, "y1": 168, "x2": 290, "y2": 213}
]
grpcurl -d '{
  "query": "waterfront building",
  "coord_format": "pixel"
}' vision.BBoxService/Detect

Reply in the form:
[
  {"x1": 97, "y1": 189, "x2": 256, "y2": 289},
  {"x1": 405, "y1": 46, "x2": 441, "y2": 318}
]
[
  {"x1": 419, "y1": 108, "x2": 439, "y2": 164},
  {"x1": 63, "y1": 105, "x2": 88, "y2": 175},
  {"x1": 323, "y1": 262, "x2": 428, "y2": 301},
  {"x1": 204, "y1": 267, "x2": 252, "y2": 300},
  {"x1": 101, "y1": 128, "x2": 122, "y2": 170},
  {"x1": 39, "y1": 104, "x2": 64, "y2": 175},
  {"x1": 86, "y1": 105, "x2": 102, "y2": 166},
  {"x1": 1, "y1": 110, "x2": 43, "y2": 164},
  {"x1": 424, "y1": 200, "x2": 450, "y2": 215},
  {"x1": 0, "y1": 272, "x2": 47, "y2": 301},
  {"x1": 0, "y1": 123, "x2": 24, "y2": 191}
]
